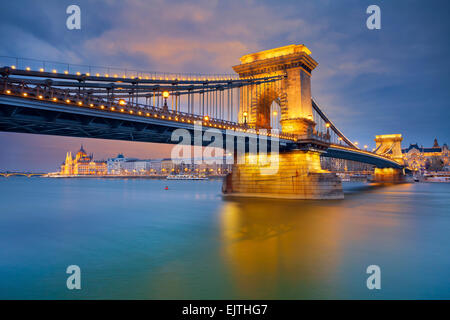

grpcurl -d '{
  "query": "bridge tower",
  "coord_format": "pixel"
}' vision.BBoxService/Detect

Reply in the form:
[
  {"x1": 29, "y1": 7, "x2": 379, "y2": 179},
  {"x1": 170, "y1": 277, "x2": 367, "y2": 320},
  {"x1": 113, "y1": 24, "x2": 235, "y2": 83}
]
[
  {"x1": 233, "y1": 44, "x2": 317, "y2": 134},
  {"x1": 223, "y1": 44, "x2": 343, "y2": 199},
  {"x1": 374, "y1": 134, "x2": 404, "y2": 165},
  {"x1": 373, "y1": 134, "x2": 405, "y2": 182}
]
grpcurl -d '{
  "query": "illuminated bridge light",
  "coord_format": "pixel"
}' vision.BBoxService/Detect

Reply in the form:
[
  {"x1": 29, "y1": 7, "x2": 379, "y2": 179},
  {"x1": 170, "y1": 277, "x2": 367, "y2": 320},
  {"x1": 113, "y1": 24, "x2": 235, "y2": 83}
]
[
  {"x1": 11, "y1": 65, "x2": 16, "y2": 69},
  {"x1": 100, "y1": 105, "x2": 105, "y2": 109},
  {"x1": 6, "y1": 90, "x2": 11, "y2": 94},
  {"x1": 119, "y1": 99, "x2": 126, "y2": 106},
  {"x1": 40, "y1": 68, "x2": 44, "y2": 72},
  {"x1": 26, "y1": 67, "x2": 30, "y2": 71},
  {"x1": 66, "y1": 99, "x2": 71, "y2": 103},
  {"x1": 52, "y1": 69, "x2": 57, "y2": 73},
  {"x1": 96, "y1": 73, "x2": 100, "y2": 77},
  {"x1": 120, "y1": 108, "x2": 125, "y2": 112},
  {"x1": 52, "y1": 97, "x2": 57, "y2": 101},
  {"x1": 23, "y1": 93, "x2": 28, "y2": 97},
  {"x1": 110, "y1": 106, "x2": 114, "y2": 111},
  {"x1": 78, "y1": 101, "x2": 83, "y2": 106},
  {"x1": 129, "y1": 110, "x2": 133, "y2": 114},
  {"x1": 76, "y1": 72, "x2": 81, "y2": 76},
  {"x1": 105, "y1": 74, "x2": 109, "y2": 78},
  {"x1": 86, "y1": 73, "x2": 90, "y2": 76},
  {"x1": 64, "y1": 70, "x2": 69, "y2": 74},
  {"x1": 38, "y1": 95, "x2": 43, "y2": 99}
]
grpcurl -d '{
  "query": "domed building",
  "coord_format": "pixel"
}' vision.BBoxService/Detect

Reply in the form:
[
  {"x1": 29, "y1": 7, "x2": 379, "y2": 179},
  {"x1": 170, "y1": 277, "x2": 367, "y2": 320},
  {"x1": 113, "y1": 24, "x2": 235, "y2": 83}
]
[{"x1": 60, "y1": 145, "x2": 107, "y2": 176}]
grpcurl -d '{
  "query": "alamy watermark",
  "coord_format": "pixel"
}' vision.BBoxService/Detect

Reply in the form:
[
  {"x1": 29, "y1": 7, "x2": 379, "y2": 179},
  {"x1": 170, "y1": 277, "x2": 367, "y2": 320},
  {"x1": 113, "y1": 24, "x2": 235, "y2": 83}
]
[
  {"x1": 170, "y1": 124, "x2": 280, "y2": 175},
  {"x1": 366, "y1": 265, "x2": 381, "y2": 290},
  {"x1": 66, "y1": 5, "x2": 81, "y2": 30},
  {"x1": 66, "y1": 265, "x2": 81, "y2": 290},
  {"x1": 366, "y1": 5, "x2": 381, "y2": 30}
]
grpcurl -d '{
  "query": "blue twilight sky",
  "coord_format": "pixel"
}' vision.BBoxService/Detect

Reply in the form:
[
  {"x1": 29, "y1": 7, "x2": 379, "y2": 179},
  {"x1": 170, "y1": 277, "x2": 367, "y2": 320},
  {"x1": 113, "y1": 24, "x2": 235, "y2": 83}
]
[{"x1": 0, "y1": 0, "x2": 449, "y2": 171}]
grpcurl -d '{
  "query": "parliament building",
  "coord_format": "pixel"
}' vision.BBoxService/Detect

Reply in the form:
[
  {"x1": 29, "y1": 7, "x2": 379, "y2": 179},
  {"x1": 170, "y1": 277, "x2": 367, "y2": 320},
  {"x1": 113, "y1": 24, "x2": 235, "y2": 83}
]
[{"x1": 60, "y1": 145, "x2": 107, "y2": 176}]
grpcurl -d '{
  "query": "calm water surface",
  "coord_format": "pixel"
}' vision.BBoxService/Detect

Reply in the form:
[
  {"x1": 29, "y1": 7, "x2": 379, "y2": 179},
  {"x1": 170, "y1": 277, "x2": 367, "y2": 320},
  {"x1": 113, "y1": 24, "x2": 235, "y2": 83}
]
[{"x1": 0, "y1": 177, "x2": 449, "y2": 299}]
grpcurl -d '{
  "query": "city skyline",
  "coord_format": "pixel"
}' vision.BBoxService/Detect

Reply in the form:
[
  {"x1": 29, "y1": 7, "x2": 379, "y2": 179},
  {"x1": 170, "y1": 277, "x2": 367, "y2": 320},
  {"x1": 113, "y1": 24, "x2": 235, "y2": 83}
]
[{"x1": 1, "y1": 0, "x2": 449, "y2": 171}]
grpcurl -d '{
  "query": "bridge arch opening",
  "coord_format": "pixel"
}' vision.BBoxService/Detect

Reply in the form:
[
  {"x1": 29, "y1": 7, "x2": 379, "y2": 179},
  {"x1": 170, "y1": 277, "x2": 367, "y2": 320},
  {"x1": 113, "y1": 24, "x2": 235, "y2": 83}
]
[
  {"x1": 270, "y1": 100, "x2": 282, "y2": 131},
  {"x1": 253, "y1": 85, "x2": 285, "y2": 130}
]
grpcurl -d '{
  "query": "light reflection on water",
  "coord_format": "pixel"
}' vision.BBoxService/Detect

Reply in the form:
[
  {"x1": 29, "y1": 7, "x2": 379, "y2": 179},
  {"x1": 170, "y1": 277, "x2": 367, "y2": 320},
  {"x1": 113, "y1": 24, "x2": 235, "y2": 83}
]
[{"x1": 0, "y1": 178, "x2": 449, "y2": 299}]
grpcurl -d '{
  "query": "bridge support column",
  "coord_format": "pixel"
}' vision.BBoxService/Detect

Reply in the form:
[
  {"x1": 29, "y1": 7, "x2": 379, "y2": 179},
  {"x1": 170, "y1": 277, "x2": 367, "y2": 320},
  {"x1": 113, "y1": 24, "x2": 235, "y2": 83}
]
[
  {"x1": 372, "y1": 168, "x2": 405, "y2": 183},
  {"x1": 222, "y1": 150, "x2": 343, "y2": 200}
]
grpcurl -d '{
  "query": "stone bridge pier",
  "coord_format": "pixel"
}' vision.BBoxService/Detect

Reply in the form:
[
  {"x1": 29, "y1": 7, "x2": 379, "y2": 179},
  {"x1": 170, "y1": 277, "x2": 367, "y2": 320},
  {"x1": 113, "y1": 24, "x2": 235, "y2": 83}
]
[
  {"x1": 372, "y1": 168, "x2": 406, "y2": 183},
  {"x1": 222, "y1": 44, "x2": 343, "y2": 200}
]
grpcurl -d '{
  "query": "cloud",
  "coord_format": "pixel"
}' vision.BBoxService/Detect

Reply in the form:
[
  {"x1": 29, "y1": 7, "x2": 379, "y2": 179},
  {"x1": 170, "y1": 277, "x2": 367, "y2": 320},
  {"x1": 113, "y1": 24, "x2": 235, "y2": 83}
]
[{"x1": 78, "y1": 0, "x2": 310, "y2": 72}]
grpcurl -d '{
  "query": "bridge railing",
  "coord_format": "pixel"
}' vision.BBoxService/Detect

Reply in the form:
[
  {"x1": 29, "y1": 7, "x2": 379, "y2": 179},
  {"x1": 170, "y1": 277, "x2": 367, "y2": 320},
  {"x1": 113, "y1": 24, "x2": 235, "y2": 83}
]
[
  {"x1": 1, "y1": 81, "x2": 298, "y2": 141},
  {"x1": 0, "y1": 56, "x2": 240, "y2": 81}
]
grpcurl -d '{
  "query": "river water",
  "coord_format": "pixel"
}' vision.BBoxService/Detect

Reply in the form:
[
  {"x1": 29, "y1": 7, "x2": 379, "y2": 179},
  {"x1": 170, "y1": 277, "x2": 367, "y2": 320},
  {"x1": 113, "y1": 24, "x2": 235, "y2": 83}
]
[{"x1": 0, "y1": 177, "x2": 449, "y2": 299}]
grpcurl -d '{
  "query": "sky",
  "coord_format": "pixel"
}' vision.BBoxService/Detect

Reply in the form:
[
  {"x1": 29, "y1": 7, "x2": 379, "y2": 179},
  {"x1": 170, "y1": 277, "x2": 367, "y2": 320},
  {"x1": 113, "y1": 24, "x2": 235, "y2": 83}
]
[{"x1": 0, "y1": 0, "x2": 449, "y2": 171}]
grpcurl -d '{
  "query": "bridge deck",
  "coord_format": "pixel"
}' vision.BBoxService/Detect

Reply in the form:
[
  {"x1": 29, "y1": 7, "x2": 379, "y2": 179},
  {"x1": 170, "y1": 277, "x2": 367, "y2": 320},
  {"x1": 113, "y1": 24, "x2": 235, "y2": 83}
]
[{"x1": 0, "y1": 80, "x2": 402, "y2": 169}]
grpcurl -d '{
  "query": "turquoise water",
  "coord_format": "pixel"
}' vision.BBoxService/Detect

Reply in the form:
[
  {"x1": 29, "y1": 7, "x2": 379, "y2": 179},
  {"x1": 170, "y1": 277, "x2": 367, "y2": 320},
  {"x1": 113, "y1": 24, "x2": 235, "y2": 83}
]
[{"x1": 0, "y1": 177, "x2": 449, "y2": 299}]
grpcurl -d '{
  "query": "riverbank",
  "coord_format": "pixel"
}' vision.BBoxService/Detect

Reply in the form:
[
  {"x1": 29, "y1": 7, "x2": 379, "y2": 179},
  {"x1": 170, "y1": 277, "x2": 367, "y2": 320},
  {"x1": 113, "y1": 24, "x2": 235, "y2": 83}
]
[{"x1": 44, "y1": 174, "x2": 227, "y2": 179}]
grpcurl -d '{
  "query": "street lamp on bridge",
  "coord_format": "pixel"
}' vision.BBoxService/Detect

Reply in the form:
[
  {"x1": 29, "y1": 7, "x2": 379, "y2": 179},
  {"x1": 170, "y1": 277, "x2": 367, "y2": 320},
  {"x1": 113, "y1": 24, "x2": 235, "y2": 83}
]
[
  {"x1": 162, "y1": 91, "x2": 169, "y2": 112},
  {"x1": 243, "y1": 111, "x2": 248, "y2": 126}
]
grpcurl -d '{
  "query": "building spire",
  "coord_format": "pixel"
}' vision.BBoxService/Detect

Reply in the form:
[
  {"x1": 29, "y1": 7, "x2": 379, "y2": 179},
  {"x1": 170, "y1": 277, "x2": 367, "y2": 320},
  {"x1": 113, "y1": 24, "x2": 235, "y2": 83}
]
[{"x1": 433, "y1": 138, "x2": 439, "y2": 148}]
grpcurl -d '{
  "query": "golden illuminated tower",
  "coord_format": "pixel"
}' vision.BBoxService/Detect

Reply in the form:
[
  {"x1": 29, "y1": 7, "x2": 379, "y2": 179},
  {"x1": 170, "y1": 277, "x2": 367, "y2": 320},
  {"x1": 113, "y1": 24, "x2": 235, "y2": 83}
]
[
  {"x1": 374, "y1": 134, "x2": 404, "y2": 165},
  {"x1": 63, "y1": 152, "x2": 73, "y2": 175},
  {"x1": 223, "y1": 44, "x2": 343, "y2": 200},
  {"x1": 233, "y1": 44, "x2": 318, "y2": 134}
]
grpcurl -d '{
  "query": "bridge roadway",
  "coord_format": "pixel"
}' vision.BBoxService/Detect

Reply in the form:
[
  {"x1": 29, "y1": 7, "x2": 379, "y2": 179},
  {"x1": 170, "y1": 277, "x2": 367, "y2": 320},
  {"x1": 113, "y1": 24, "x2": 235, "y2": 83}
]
[
  {"x1": 0, "y1": 91, "x2": 402, "y2": 169},
  {"x1": 0, "y1": 172, "x2": 45, "y2": 177}
]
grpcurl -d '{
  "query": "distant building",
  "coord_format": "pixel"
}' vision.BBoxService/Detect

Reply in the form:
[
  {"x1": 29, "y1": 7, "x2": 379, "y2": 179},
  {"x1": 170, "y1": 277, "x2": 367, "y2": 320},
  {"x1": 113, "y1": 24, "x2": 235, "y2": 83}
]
[
  {"x1": 60, "y1": 145, "x2": 107, "y2": 175},
  {"x1": 402, "y1": 138, "x2": 449, "y2": 171},
  {"x1": 106, "y1": 153, "x2": 128, "y2": 174},
  {"x1": 161, "y1": 158, "x2": 175, "y2": 175},
  {"x1": 106, "y1": 154, "x2": 231, "y2": 176},
  {"x1": 107, "y1": 154, "x2": 160, "y2": 175}
]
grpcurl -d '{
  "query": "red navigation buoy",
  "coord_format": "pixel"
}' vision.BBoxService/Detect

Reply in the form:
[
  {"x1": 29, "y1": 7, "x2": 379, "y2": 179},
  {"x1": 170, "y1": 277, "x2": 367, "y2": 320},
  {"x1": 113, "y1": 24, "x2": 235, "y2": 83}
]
[{"x1": 164, "y1": 186, "x2": 169, "y2": 190}]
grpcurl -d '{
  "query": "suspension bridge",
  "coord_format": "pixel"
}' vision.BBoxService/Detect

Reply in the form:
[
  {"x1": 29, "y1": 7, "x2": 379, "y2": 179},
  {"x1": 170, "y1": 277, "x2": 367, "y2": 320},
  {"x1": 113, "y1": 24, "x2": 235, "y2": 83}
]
[{"x1": 0, "y1": 44, "x2": 404, "y2": 199}]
